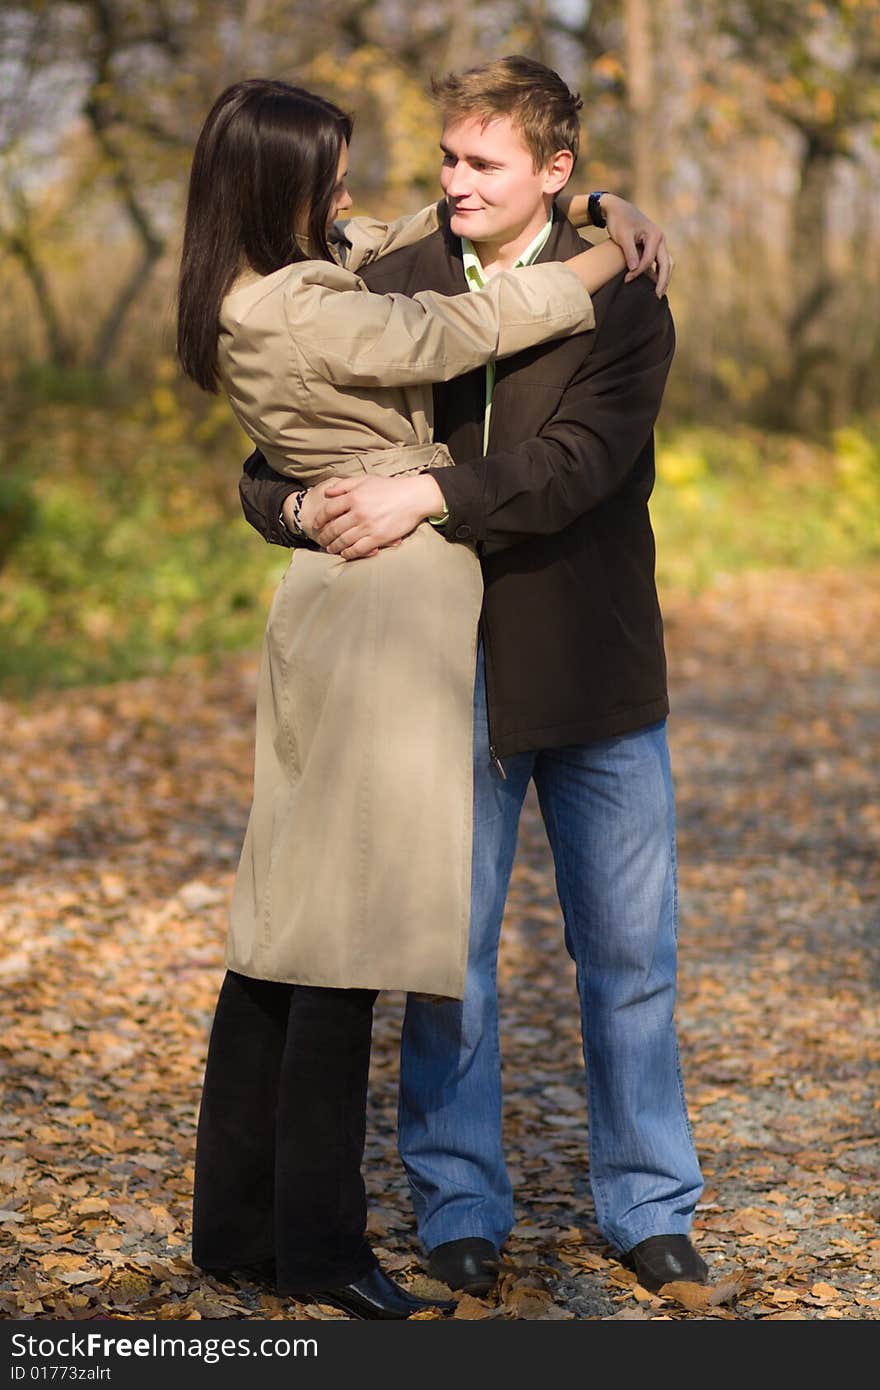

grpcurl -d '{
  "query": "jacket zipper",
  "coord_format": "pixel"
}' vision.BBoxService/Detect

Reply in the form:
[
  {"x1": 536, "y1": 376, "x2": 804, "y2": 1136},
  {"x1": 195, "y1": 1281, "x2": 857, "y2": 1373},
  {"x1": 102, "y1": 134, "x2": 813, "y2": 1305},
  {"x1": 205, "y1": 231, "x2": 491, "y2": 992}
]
[
  {"x1": 481, "y1": 624, "x2": 507, "y2": 780},
  {"x1": 480, "y1": 403, "x2": 506, "y2": 781}
]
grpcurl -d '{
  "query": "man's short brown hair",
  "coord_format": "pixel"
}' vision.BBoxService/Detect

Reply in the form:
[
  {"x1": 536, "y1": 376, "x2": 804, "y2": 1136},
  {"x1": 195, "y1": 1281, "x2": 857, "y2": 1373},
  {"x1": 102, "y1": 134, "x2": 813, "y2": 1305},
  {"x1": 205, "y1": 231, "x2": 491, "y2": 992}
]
[{"x1": 430, "y1": 54, "x2": 583, "y2": 171}]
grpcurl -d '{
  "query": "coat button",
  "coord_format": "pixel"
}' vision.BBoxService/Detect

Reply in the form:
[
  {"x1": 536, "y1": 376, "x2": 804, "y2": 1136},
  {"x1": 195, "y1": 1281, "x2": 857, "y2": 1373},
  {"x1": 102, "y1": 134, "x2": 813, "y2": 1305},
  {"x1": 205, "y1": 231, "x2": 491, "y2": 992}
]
[{"x1": 454, "y1": 524, "x2": 472, "y2": 539}]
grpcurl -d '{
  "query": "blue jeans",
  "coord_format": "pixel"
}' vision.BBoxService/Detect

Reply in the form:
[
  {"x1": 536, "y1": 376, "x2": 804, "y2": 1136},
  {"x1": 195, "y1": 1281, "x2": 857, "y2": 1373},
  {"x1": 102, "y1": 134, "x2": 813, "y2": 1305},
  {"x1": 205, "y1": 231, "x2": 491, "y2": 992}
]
[{"x1": 399, "y1": 648, "x2": 703, "y2": 1254}]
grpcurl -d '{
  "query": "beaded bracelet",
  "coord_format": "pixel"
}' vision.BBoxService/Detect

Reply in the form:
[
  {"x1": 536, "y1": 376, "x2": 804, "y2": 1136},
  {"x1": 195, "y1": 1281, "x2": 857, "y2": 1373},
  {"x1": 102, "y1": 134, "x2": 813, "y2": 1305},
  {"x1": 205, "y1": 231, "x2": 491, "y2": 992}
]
[{"x1": 289, "y1": 489, "x2": 307, "y2": 535}]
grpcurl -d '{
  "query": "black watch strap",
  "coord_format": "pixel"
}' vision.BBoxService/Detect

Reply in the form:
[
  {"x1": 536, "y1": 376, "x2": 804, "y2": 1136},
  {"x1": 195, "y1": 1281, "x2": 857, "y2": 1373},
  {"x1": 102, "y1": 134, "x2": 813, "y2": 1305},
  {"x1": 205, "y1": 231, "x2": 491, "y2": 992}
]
[{"x1": 587, "y1": 190, "x2": 608, "y2": 229}]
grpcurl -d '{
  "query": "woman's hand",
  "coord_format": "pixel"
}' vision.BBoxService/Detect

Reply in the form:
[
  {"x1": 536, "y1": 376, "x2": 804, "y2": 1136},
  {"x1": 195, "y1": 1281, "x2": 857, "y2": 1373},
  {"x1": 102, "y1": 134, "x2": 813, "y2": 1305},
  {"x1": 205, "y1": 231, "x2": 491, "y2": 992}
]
[
  {"x1": 600, "y1": 193, "x2": 673, "y2": 297},
  {"x1": 295, "y1": 482, "x2": 333, "y2": 542},
  {"x1": 560, "y1": 190, "x2": 673, "y2": 298}
]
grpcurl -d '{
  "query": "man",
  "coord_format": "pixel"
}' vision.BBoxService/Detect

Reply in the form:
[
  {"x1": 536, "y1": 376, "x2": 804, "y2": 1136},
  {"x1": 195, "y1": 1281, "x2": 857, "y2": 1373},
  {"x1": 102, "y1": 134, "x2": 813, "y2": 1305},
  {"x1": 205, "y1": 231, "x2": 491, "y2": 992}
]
[{"x1": 238, "y1": 55, "x2": 708, "y2": 1298}]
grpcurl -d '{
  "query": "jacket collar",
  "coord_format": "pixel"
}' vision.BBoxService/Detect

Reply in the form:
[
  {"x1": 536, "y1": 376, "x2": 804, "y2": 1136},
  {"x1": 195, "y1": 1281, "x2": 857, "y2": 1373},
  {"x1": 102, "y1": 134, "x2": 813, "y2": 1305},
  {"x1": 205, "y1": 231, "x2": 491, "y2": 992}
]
[
  {"x1": 535, "y1": 207, "x2": 592, "y2": 262},
  {"x1": 413, "y1": 202, "x2": 588, "y2": 294}
]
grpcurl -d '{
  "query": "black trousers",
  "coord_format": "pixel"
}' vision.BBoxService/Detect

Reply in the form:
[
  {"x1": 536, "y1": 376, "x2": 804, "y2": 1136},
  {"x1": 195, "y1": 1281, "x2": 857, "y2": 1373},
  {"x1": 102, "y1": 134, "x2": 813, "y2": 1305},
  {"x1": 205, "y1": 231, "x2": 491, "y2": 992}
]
[{"x1": 191, "y1": 970, "x2": 380, "y2": 1293}]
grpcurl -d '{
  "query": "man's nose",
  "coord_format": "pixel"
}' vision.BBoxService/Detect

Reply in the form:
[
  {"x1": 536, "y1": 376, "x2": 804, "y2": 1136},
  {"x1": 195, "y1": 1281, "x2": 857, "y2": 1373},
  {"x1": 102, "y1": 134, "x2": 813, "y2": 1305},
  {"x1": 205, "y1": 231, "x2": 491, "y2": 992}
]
[{"x1": 444, "y1": 162, "x2": 472, "y2": 198}]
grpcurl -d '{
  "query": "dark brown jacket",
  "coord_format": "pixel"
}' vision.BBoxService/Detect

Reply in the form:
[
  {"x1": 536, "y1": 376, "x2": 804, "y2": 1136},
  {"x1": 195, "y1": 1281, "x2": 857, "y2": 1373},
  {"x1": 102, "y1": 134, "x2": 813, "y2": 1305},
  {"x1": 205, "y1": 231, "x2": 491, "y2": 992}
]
[{"x1": 239, "y1": 211, "x2": 674, "y2": 756}]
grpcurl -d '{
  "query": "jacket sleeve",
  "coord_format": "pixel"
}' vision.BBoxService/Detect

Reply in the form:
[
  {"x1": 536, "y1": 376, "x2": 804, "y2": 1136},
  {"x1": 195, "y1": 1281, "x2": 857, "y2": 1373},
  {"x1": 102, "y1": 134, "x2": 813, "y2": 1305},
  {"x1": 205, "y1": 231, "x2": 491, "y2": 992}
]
[
  {"x1": 239, "y1": 448, "x2": 302, "y2": 548},
  {"x1": 426, "y1": 274, "x2": 675, "y2": 554},
  {"x1": 333, "y1": 202, "x2": 444, "y2": 273},
  {"x1": 291, "y1": 260, "x2": 595, "y2": 389}
]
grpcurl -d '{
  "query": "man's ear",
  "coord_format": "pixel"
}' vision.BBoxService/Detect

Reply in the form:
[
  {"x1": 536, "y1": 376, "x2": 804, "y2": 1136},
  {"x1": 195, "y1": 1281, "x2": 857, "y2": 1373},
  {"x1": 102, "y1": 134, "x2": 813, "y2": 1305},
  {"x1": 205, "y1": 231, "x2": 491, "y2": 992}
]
[{"x1": 542, "y1": 148, "x2": 575, "y2": 197}]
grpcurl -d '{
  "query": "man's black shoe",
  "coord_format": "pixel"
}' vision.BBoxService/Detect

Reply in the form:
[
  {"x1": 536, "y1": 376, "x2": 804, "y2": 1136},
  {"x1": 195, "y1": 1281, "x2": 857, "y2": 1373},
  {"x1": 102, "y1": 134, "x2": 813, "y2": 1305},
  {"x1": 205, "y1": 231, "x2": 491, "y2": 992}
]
[
  {"x1": 308, "y1": 1266, "x2": 455, "y2": 1320},
  {"x1": 622, "y1": 1235, "x2": 709, "y2": 1293},
  {"x1": 427, "y1": 1238, "x2": 500, "y2": 1296}
]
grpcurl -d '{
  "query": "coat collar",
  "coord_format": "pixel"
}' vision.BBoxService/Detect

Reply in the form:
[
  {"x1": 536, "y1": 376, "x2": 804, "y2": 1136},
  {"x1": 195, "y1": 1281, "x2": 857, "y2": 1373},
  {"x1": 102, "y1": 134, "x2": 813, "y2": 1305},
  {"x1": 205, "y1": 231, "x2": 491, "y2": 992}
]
[
  {"x1": 535, "y1": 208, "x2": 592, "y2": 263},
  {"x1": 414, "y1": 203, "x2": 589, "y2": 293}
]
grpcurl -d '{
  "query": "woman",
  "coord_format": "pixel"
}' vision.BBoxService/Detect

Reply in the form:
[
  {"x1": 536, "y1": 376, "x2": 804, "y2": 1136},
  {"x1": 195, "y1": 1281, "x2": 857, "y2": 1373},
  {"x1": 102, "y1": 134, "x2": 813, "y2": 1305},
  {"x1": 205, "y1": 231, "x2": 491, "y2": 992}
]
[{"x1": 177, "y1": 78, "x2": 647, "y2": 1318}]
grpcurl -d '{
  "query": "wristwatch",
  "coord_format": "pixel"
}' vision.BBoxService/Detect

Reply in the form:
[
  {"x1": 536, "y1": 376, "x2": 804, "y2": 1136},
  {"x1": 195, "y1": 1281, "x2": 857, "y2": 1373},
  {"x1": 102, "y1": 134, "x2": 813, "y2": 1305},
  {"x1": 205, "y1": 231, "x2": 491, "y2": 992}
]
[{"x1": 587, "y1": 190, "x2": 608, "y2": 229}]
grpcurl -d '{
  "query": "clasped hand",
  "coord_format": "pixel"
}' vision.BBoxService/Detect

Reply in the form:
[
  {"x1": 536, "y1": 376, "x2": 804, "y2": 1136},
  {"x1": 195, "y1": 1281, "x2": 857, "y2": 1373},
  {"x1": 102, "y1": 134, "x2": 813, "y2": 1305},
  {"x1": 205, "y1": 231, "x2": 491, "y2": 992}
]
[{"x1": 297, "y1": 472, "x2": 446, "y2": 560}]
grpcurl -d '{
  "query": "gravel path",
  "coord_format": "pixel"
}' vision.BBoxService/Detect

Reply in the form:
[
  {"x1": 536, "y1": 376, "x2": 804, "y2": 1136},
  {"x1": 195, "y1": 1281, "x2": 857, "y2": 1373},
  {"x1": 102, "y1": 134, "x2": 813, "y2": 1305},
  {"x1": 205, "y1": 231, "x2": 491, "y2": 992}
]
[{"x1": 1, "y1": 568, "x2": 877, "y2": 1321}]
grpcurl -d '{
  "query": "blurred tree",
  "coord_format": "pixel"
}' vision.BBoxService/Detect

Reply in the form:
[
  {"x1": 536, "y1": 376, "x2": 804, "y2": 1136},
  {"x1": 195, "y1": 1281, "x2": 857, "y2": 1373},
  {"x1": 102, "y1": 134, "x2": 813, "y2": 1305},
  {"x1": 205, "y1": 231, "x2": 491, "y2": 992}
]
[
  {"x1": 623, "y1": 0, "x2": 656, "y2": 210},
  {"x1": 1, "y1": 0, "x2": 879, "y2": 434},
  {"x1": 1, "y1": 1, "x2": 182, "y2": 368},
  {"x1": 0, "y1": 0, "x2": 337, "y2": 370},
  {"x1": 715, "y1": 0, "x2": 880, "y2": 424}
]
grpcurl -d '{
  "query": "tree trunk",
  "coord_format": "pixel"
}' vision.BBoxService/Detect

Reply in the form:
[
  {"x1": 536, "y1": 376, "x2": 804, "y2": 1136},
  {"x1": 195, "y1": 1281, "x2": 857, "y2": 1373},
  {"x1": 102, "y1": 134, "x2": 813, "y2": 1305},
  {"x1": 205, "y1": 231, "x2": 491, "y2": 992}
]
[
  {"x1": 5, "y1": 229, "x2": 75, "y2": 368},
  {"x1": 441, "y1": 0, "x2": 475, "y2": 73},
  {"x1": 623, "y1": 0, "x2": 656, "y2": 211},
  {"x1": 518, "y1": 0, "x2": 550, "y2": 66},
  {"x1": 762, "y1": 134, "x2": 837, "y2": 429},
  {"x1": 89, "y1": 238, "x2": 164, "y2": 373},
  {"x1": 81, "y1": 0, "x2": 166, "y2": 370}
]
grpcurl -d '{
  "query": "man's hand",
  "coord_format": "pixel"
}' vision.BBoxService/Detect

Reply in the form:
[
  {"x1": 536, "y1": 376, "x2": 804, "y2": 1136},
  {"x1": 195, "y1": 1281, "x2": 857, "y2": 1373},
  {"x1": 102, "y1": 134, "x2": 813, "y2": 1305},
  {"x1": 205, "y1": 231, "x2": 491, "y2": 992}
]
[
  {"x1": 599, "y1": 193, "x2": 673, "y2": 298},
  {"x1": 301, "y1": 473, "x2": 447, "y2": 560}
]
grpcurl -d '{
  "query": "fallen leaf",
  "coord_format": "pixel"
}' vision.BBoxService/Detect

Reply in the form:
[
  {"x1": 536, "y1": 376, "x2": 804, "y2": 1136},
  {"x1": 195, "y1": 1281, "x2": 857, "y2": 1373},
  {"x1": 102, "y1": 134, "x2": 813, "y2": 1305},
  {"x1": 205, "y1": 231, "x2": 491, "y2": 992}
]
[
  {"x1": 30, "y1": 1204, "x2": 58, "y2": 1220},
  {"x1": 809, "y1": 1282, "x2": 840, "y2": 1304},
  {"x1": 405, "y1": 1274, "x2": 456, "y2": 1301},
  {"x1": 632, "y1": 1284, "x2": 663, "y2": 1305},
  {"x1": 54, "y1": 1270, "x2": 103, "y2": 1286},
  {"x1": 297, "y1": 1302, "x2": 352, "y2": 1320},
  {"x1": 453, "y1": 1294, "x2": 496, "y2": 1320},
  {"x1": 106, "y1": 1202, "x2": 157, "y2": 1233},
  {"x1": 73, "y1": 1198, "x2": 110, "y2": 1216},
  {"x1": 771, "y1": 1288, "x2": 800, "y2": 1305},
  {"x1": 502, "y1": 1286, "x2": 555, "y2": 1319},
  {"x1": 658, "y1": 1280, "x2": 714, "y2": 1312},
  {"x1": 708, "y1": 1274, "x2": 752, "y2": 1305},
  {"x1": 40, "y1": 1254, "x2": 88, "y2": 1272}
]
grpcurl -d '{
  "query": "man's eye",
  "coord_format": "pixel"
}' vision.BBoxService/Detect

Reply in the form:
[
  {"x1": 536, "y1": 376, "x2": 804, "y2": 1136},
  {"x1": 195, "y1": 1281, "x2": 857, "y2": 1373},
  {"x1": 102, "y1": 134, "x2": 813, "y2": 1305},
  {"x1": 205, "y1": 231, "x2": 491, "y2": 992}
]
[{"x1": 441, "y1": 154, "x2": 456, "y2": 166}]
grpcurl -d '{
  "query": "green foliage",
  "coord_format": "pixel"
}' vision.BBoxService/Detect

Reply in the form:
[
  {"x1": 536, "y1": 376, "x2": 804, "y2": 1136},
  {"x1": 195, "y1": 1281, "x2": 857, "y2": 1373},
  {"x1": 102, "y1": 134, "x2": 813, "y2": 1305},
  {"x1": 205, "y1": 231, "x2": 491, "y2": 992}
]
[
  {"x1": 0, "y1": 468, "x2": 37, "y2": 570},
  {"x1": 2, "y1": 395, "x2": 879, "y2": 696},
  {"x1": 652, "y1": 423, "x2": 880, "y2": 592},
  {"x1": 13, "y1": 365, "x2": 138, "y2": 411},
  {"x1": 0, "y1": 399, "x2": 287, "y2": 696}
]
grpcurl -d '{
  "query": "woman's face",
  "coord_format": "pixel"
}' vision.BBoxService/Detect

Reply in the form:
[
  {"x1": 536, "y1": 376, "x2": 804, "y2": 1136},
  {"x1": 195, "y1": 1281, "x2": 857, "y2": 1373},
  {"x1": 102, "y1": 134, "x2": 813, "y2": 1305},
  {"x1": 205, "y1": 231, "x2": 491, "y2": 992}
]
[
  {"x1": 294, "y1": 140, "x2": 353, "y2": 242},
  {"x1": 329, "y1": 141, "x2": 353, "y2": 226}
]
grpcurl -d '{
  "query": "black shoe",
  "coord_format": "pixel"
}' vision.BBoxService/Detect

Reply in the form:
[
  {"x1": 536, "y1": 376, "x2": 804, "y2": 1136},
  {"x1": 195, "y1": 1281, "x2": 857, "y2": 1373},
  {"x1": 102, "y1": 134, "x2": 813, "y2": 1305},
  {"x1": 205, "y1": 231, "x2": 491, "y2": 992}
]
[
  {"x1": 427, "y1": 1238, "x2": 500, "y2": 1296},
  {"x1": 200, "y1": 1256, "x2": 277, "y2": 1289},
  {"x1": 308, "y1": 1265, "x2": 456, "y2": 1320},
  {"x1": 622, "y1": 1235, "x2": 709, "y2": 1293}
]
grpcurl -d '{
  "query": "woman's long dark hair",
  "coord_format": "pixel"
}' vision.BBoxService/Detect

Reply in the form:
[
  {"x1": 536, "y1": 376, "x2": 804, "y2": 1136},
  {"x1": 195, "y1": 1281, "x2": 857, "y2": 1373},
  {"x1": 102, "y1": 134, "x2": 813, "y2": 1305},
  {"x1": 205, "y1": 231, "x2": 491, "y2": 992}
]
[{"x1": 177, "y1": 79, "x2": 353, "y2": 392}]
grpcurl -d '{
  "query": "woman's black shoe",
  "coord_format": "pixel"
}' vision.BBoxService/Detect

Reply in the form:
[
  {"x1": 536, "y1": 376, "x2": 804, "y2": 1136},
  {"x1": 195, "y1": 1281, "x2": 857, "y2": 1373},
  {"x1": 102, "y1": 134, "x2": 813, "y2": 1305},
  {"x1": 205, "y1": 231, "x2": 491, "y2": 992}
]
[
  {"x1": 307, "y1": 1266, "x2": 455, "y2": 1320},
  {"x1": 200, "y1": 1256, "x2": 278, "y2": 1289}
]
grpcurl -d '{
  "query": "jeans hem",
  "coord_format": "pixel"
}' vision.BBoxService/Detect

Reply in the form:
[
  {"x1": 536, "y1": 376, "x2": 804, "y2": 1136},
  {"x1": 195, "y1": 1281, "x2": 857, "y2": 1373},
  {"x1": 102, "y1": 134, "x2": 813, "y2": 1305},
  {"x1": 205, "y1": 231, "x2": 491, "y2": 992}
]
[{"x1": 606, "y1": 1218, "x2": 696, "y2": 1255}]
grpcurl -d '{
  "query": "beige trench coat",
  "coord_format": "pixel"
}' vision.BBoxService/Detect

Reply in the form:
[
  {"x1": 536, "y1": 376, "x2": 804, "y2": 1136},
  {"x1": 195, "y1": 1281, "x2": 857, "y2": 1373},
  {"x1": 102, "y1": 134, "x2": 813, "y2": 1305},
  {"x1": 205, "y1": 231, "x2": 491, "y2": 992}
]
[{"x1": 218, "y1": 208, "x2": 595, "y2": 998}]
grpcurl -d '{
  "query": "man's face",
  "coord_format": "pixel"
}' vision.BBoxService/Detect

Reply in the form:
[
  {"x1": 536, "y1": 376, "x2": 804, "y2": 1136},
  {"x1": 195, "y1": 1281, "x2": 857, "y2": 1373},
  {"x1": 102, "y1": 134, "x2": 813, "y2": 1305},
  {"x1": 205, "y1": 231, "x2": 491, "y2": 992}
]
[{"x1": 439, "y1": 115, "x2": 568, "y2": 249}]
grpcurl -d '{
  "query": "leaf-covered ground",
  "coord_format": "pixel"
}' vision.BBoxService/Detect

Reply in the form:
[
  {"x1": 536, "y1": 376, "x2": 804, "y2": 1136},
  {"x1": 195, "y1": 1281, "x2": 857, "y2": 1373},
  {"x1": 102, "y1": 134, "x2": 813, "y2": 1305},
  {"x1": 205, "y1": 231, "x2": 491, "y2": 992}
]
[{"x1": 1, "y1": 568, "x2": 878, "y2": 1321}]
